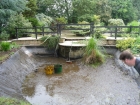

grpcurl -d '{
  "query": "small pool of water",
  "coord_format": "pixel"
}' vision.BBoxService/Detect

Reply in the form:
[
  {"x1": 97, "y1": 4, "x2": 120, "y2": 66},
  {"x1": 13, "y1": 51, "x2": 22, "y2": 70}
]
[
  {"x1": 22, "y1": 57, "x2": 139, "y2": 105},
  {"x1": 22, "y1": 57, "x2": 81, "y2": 105}
]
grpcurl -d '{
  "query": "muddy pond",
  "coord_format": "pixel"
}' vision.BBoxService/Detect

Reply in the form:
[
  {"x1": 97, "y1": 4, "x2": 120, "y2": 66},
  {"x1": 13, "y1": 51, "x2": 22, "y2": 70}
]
[{"x1": 21, "y1": 56, "x2": 139, "y2": 105}]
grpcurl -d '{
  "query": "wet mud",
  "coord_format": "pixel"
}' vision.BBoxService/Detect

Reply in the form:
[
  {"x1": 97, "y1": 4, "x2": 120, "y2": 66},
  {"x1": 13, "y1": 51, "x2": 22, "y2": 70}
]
[
  {"x1": 0, "y1": 46, "x2": 139, "y2": 105},
  {"x1": 22, "y1": 57, "x2": 140, "y2": 105}
]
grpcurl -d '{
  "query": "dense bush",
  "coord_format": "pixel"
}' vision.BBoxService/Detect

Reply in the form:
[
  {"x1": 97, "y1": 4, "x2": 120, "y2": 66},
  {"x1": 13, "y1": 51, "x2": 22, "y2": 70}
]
[
  {"x1": 93, "y1": 27, "x2": 107, "y2": 39},
  {"x1": 55, "y1": 17, "x2": 67, "y2": 24},
  {"x1": 0, "y1": 30, "x2": 10, "y2": 41},
  {"x1": 92, "y1": 15, "x2": 100, "y2": 25},
  {"x1": 28, "y1": 17, "x2": 41, "y2": 27},
  {"x1": 0, "y1": 42, "x2": 11, "y2": 51},
  {"x1": 40, "y1": 35, "x2": 60, "y2": 50},
  {"x1": 116, "y1": 36, "x2": 140, "y2": 54},
  {"x1": 108, "y1": 19, "x2": 125, "y2": 26},
  {"x1": 7, "y1": 13, "x2": 32, "y2": 38},
  {"x1": 116, "y1": 37, "x2": 135, "y2": 51},
  {"x1": 126, "y1": 21, "x2": 140, "y2": 33},
  {"x1": 131, "y1": 37, "x2": 140, "y2": 54},
  {"x1": 78, "y1": 14, "x2": 93, "y2": 23}
]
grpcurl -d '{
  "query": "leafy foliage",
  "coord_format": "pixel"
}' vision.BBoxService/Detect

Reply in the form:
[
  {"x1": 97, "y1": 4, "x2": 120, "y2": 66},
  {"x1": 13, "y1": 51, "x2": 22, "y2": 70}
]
[
  {"x1": 68, "y1": 23, "x2": 90, "y2": 36},
  {"x1": 23, "y1": 0, "x2": 38, "y2": 18},
  {"x1": 116, "y1": 36, "x2": 140, "y2": 54},
  {"x1": 55, "y1": 17, "x2": 67, "y2": 24},
  {"x1": 28, "y1": 17, "x2": 40, "y2": 27},
  {"x1": 37, "y1": 0, "x2": 73, "y2": 23},
  {"x1": 109, "y1": 0, "x2": 137, "y2": 24},
  {"x1": 6, "y1": 13, "x2": 32, "y2": 38},
  {"x1": 108, "y1": 19, "x2": 125, "y2": 26},
  {"x1": 0, "y1": 42, "x2": 11, "y2": 51},
  {"x1": 93, "y1": 0, "x2": 111, "y2": 24},
  {"x1": 116, "y1": 37, "x2": 135, "y2": 51},
  {"x1": 0, "y1": 31, "x2": 10, "y2": 41},
  {"x1": 93, "y1": 28, "x2": 106, "y2": 39},
  {"x1": 131, "y1": 37, "x2": 140, "y2": 54},
  {"x1": 126, "y1": 21, "x2": 140, "y2": 33},
  {"x1": 35, "y1": 13, "x2": 54, "y2": 27},
  {"x1": 40, "y1": 35, "x2": 60, "y2": 50},
  {"x1": 92, "y1": 15, "x2": 100, "y2": 25},
  {"x1": 0, "y1": 0, "x2": 27, "y2": 26},
  {"x1": 78, "y1": 14, "x2": 94, "y2": 23}
]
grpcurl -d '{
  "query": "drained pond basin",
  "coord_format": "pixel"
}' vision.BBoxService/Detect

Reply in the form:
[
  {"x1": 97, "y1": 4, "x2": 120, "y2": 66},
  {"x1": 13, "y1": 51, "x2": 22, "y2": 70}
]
[{"x1": 0, "y1": 47, "x2": 140, "y2": 105}]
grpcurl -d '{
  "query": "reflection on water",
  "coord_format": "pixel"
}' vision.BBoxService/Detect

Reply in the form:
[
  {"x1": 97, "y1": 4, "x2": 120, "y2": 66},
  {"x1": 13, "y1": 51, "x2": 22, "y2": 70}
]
[
  {"x1": 22, "y1": 58, "x2": 80, "y2": 105},
  {"x1": 25, "y1": 85, "x2": 62, "y2": 105}
]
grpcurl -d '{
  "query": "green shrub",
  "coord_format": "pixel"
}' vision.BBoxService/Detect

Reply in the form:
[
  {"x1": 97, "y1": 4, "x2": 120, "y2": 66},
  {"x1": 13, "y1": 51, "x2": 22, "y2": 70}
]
[
  {"x1": 92, "y1": 15, "x2": 100, "y2": 25},
  {"x1": 93, "y1": 27, "x2": 107, "y2": 39},
  {"x1": 40, "y1": 35, "x2": 60, "y2": 50},
  {"x1": 7, "y1": 13, "x2": 32, "y2": 38},
  {"x1": 126, "y1": 21, "x2": 140, "y2": 33},
  {"x1": 131, "y1": 37, "x2": 140, "y2": 54},
  {"x1": 116, "y1": 37, "x2": 135, "y2": 51},
  {"x1": 108, "y1": 19, "x2": 125, "y2": 26},
  {"x1": 0, "y1": 97, "x2": 31, "y2": 105},
  {"x1": 28, "y1": 17, "x2": 40, "y2": 27},
  {"x1": 10, "y1": 42, "x2": 19, "y2": 49},
  {"x1": 84, "y1": 37, "x2": 105, "y2": 66},
  {"x1": 0, "y1": 31, "x2": 10, "y2": 41},
  {"x1": 78, "y1": 14, "x2": 93, "y2": 23},
  {"x1": 55, "y1": 17, "x2": 67, "y2": 24},
  {"x1": 0, "y1": 42, "x2": 11, "y2": 51}
]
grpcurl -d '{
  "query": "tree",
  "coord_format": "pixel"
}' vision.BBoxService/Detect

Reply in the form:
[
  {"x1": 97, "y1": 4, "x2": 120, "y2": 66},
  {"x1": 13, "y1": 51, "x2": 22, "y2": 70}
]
[
  {"x1": 93, "y1": 0, "x2": 111, "y2": 25},
  {"x1": 109, "y1": 0, "x2": 137, "y2": 24},
  {"x1": 132, "y1": 0, "x2": 140, "y2": 19},
  {"x1": 0, "y1": 0, "x2": 27, "y2": 27},
  {"x1": 23, "y1": 0, "x2": 38, "y2": 18},
  {"x1": 37, "y1": 0, "x2": 73, "y2": 23},
  {"x1": 72, "y1": 0, "x2": 95, "y2": 22}
]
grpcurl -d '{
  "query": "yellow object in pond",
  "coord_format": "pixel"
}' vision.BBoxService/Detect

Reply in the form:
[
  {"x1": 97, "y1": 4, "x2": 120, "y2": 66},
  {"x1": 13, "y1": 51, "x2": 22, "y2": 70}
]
[{"x1": 45, "y1": 65, "x2": 54, "y2": 75}]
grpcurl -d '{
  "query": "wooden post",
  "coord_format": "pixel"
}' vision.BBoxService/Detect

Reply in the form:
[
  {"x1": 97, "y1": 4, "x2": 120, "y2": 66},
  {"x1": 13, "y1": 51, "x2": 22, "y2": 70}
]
[
  {"x1": 130, "y1": 26, "x2": 132, "y2": 33},
  {"x1": 90, "y1": 24, "x2": 92, "y2": 35},
  {"x1": 15, "y1": 28, "x2": 18, "y2": 39},
  {"x1": 139, "y1": 25, "x2": 140, "y2": 35},
  {"x1": 35, "y1": 27, "x2": 37, "y2": 39},
  {"x1": 42, "y1": 27, "x2": 44, "y2": 36},
  {"x1": 92, "y1": 25, "x2": 94, "y2": 37},
  {"x1": 115, "y1": 26, "x2": 117, "y2": 39},
  {"x1": 90, "y1": 23, "x2": 94, "y2": 35},
  {"x1": 57, "y1": 24, "x2": 59, "y2": 35},
  {"x1": 59, "y1": 24, "x2": 61, "y2": 36},
  {"x1": 110, "y1": 27, "x2": 112, "y2": 37}
]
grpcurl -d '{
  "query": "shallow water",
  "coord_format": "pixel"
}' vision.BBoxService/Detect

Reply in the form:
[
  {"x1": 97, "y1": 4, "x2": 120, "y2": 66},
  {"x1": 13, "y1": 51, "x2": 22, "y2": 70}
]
[{"x1": 22, "y1": 57, "x2": 139, "y2": 105}]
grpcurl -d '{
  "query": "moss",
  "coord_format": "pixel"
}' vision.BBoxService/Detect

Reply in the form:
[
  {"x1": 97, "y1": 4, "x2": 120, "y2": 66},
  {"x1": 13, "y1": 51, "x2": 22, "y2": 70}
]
[{"x1": 0, "y1": 97, "x2": 31, "y2": 105}]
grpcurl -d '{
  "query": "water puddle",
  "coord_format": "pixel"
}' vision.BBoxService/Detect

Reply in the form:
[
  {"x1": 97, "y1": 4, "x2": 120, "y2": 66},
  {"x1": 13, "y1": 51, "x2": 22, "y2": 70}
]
[{"x1": 22, "y1": 58, "x2": 81, "y2": 105}]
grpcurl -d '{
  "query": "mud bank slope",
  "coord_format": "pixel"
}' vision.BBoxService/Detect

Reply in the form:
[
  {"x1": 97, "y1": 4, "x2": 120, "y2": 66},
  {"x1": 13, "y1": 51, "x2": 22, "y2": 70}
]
[{"x1": 0, "y1": 47, "x2": 47, "y2": 99}]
